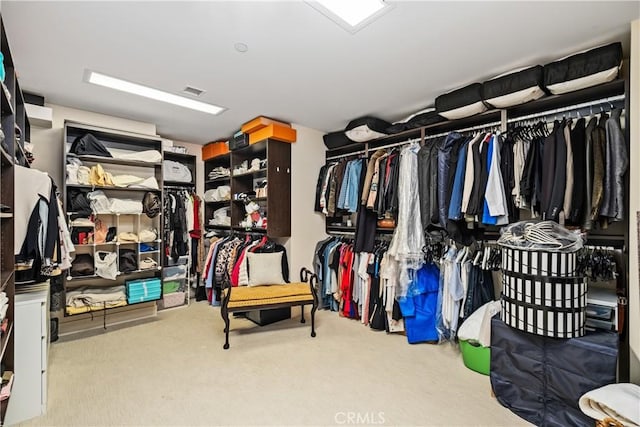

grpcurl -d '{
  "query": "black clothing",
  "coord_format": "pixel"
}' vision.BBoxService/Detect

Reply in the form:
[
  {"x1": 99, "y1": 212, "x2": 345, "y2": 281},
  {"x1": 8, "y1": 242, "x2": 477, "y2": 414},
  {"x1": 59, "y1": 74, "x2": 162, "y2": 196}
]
[
  {"x1": 568, "y1": 118, "x2": 586, "y2": 224},
  {"x1": 547, "y1": 120, "x2": 568, "y2": 221},
  {"x1": 540, "y1": 122, "x2": 559, "y2": 217},
  {"x1": 314, "y1": 164, "x2": 329, "y2": 212},
  {"x1": 418, "y1": 139, "x2": 441, "y2": 230}
]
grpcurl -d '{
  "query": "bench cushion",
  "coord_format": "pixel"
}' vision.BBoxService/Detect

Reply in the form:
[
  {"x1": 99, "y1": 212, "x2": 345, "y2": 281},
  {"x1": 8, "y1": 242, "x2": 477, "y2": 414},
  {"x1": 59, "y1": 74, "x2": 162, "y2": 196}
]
[{"x1": 227, "y1": 283, "x2": 314, "y2": 309}]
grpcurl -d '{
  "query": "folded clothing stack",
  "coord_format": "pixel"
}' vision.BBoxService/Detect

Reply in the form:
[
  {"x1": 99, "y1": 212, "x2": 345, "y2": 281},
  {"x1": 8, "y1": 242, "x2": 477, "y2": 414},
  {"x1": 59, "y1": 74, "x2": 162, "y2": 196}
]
[
  {"x1": 208, "y1": 167, "x2": 230, "y2": 180},
  {"x1": 204, "y1": 186, "x2": 231, "y2": 202},
  {"x1": 209, "y1": 207, "x2": 231, "y2": 226},
  {"x1": 87, "y1": 190, "x2": 143, "y2": 214},
  {"x1": 65, "y1": 286, "x2": 127, "y2": 314},
  {"x1": 232, "y1": 158, "x2": 265, "y2": 175}
]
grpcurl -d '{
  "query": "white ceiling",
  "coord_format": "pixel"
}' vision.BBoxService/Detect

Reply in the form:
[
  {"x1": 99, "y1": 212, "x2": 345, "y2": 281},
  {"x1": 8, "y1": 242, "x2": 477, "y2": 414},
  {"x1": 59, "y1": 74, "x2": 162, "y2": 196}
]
[{"x1": 2, "y1": 1, "x2": 639, "y2": 144}]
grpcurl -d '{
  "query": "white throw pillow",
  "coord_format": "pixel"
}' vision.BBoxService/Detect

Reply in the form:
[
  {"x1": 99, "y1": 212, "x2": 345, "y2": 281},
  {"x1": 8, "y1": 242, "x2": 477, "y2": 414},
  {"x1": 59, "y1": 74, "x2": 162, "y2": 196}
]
[{"x1": 247, "y1": 252, "x2": 286, "y2": 286}]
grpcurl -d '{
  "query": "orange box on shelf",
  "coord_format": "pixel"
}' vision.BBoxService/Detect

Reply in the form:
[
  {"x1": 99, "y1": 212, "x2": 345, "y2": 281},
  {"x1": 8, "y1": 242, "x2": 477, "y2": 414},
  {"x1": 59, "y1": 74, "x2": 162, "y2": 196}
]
[
  {"x1": 202, "y1": 141, "x2": 229, "y2": 160},
  {"x1": 241, "y1": 116, "x2": 291, "y2": 134},
  {"x1": 249, "y1": 124, "x2": 297, "y2": 145}
]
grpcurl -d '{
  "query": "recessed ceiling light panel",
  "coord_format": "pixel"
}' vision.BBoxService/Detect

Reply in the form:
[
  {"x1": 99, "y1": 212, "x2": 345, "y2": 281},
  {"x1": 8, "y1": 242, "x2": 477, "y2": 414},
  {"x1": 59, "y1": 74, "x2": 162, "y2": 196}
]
[
  {"x1": 306, "y1": 0, "x2": 392, "y2": 34},
  {"x1": 85, "y1": 71, "x2": 225, "y2": 115}
]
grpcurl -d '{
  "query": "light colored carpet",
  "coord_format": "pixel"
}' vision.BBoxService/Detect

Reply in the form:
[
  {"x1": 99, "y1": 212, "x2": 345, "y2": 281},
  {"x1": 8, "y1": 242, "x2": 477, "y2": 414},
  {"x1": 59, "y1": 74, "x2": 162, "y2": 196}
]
[{"x1": 20, "y1": 302, "x2": 531, "y2": 427}]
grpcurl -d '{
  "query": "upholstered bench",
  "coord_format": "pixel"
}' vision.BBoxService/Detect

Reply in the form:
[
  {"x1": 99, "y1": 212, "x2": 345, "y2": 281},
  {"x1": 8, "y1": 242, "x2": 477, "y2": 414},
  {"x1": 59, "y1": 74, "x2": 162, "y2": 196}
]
[{"x1": 221, "y1": 268, "x2": 319, "y2": 349}]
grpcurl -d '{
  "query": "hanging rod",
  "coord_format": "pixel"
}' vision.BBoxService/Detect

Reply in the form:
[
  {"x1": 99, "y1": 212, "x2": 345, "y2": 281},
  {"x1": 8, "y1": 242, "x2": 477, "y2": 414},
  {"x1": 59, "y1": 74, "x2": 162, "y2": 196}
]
[
  {"x1": 326, "y1": 149, "x2": 366, "y2": 161},
  {"x1": 507, "y1": 94, "x2": 625, "y2": 124},
  {"x1": 164, "y1": 184, "x2": 195, "y2": 190},
  {"x1": 369, "y1": 137, "x2": 421, "y2": 152},
  {"x1": 424, "y1": 120, "x2": 503, "y2": 140}
]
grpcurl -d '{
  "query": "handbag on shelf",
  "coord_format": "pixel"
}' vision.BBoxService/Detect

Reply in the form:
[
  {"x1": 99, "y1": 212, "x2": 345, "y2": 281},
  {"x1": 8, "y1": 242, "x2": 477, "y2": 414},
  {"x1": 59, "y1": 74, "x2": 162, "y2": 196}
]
[
  {"x1": 94, "y1": 219, "x2": 108, "y2": 244},
  {"x1": 138, "y1": 228, "x2": 158, "y2": 243},
  {"x1": 95, "y1": 251, "x2": 118, "y2": 280},
  {"x1": 140, "y1": 257, "x2": 158, "y2": 270}
]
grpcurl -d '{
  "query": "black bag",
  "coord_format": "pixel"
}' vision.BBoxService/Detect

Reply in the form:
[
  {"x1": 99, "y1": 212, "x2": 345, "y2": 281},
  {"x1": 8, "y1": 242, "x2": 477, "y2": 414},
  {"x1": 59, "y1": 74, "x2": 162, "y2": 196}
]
[
  {"x1": 142, "y1": 192, "x2": 161, "y2": 218},
  {"x1": 482, "y1": 66, "x2": 546, "y2": 108},
  {"x1": 491, "y1": 316, "x2": 618, "y2": 426},
  {"x1": 119, "y1": 249, "x2": 138, "y2": 273},
  {"x1": 229, "y1": 130, "x2": 249, "y2": 151},
  {"x1": 70, "y1": 254, "x2": 95, "y2": 277},
  {"x1": 323, "y1": 131, "x2": 352, "y2": 149},
  {"x1": 344, "y1": 116, "x2": 392, "y2": 142},
  {"x1": 544, "y1": 42, "x2": 622, "y2": 95},
  {"x1": 68, "y1": 189, "x2": 92, "y2": 220},
  {"x1": 386, "y1": 108, "x2": 445, "y2": 134},
  {"x1": 106, "y1": 227, "x2": 117, "y2": 243},
  {"x1": 435, "y1": 83, "x2": 487, "y2": 120},
  {"x1": 69, "y1": 133, "x2": 113, "y2": 157}
]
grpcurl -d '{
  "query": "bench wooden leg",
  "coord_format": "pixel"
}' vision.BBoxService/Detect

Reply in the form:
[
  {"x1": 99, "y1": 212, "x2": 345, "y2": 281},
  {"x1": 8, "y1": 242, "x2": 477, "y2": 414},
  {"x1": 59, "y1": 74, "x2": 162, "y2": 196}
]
[
  {"x1": 309, "y1": 273, "x2": 319, "y2": 338},
  {"x1": 221, "y1": 295, "x2": 230, "y2": 350},
  {"x1": 300, "y1": 305, "x2": 306, "y2": 324},
  {"x1": 311, "y1": 303, "x2": 317, "y2": 338}
]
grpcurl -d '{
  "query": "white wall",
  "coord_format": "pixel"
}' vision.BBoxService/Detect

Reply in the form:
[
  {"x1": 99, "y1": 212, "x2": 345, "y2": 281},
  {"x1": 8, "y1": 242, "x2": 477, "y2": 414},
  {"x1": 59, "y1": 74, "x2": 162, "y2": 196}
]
[
  {"x1": 628, "y1": 19, "x2": 640, "y2": 383},
  {"x1": 30, "y1": 103, "x2": 158, "y2": 186},
  {"x1": 287, "y1": 124, "x2": 328, "y2": 278}
]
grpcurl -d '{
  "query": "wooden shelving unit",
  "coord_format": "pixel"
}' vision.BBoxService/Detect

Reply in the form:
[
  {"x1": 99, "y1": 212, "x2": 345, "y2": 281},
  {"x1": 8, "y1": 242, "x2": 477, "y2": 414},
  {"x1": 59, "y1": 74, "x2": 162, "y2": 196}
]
[
  {"x1": 160, "y1": 150, "x2": 197, "y2": 310},
  {"x1": 204, "y1": 139, "x2": 291, "y2": 237},
  {"x1": 60, "y1": 122, "x2": 165, "y2": 331},
  {"x1": 0, "y1": 15, "x2": 21, "y2": 423}
]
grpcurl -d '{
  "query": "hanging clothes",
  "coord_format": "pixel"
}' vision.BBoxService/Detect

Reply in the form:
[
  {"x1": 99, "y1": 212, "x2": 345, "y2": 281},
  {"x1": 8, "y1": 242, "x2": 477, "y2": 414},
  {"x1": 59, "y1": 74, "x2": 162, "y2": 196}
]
[
  {"x1": 599, "y1": 108, "x2": 628, "y2": 222},
  {"x1": 389, "y1": 143, "x2": 425, "y2": 299}
]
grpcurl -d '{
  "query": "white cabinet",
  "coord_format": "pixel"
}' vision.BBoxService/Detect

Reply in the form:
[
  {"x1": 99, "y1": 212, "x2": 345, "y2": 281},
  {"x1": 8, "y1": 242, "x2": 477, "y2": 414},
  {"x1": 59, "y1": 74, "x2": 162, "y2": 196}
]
[{"x1": 4, "y1": 287, "x2": 49, "y2": 426}]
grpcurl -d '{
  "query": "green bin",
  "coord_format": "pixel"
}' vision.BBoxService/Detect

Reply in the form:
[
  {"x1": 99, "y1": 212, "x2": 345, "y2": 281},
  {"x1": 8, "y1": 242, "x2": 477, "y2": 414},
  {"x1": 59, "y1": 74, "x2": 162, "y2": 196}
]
[{"x1": 459, "y1": 339, "x2": 490, "y2": 376}]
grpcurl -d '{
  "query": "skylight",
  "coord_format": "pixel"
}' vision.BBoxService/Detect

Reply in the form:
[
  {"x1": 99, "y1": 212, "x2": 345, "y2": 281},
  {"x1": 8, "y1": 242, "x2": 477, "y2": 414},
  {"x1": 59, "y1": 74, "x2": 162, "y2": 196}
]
[{"x1": 307, "y1": 0, "x2": 391, "y2": 34}]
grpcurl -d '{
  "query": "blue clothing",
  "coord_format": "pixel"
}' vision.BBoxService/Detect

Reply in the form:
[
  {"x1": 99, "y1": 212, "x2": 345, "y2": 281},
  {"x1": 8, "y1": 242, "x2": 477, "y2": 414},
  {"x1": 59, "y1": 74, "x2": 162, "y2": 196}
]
[
  {"x1": 343, "y1": 159, "x2": 363, "y2": 213},
  {"x1": 482, "y1": 136, "x2": 498, "y2": 225},
  {"x1": 398, "y1": 263, "x2": 440, "y2": 344},
  {"x1": 337, "y1": 161, "x2": 352, "y2": 210},
  {"x1": 448, "y1": 140, "x2": 469, "y2": 220}
]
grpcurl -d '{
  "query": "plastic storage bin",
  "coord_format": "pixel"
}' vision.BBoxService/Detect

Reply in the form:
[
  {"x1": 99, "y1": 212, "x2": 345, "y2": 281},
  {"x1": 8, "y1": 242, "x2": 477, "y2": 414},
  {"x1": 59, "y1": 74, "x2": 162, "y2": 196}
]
[
  {"x1": 163, "y1": 265, "x2": 187, "y2": 281},
  {"x1": 459, "y1": 339, "x2": 490, "y2": 376},
  {"x1": 158, "y1": 291, "x2": 185, "y2": 309},
  {"x1": 126, "y1": 278, "x2": 161, "y2": 304}
]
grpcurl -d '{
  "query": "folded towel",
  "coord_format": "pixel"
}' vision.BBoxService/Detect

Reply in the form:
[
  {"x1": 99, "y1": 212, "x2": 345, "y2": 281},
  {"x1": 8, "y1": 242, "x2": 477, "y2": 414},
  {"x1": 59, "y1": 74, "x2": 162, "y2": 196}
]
[{"x1": 579, "y1": 383, "x2": 640, "y2": 426}]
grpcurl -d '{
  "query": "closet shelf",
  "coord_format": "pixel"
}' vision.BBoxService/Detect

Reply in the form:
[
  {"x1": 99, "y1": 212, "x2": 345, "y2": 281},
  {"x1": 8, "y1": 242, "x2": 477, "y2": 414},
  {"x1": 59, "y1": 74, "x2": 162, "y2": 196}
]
[
  {"x1": 139, "y1": 250, "x2": 160, "y2": 254},
  {"x1": 1, "y1": 82, "x2": 12, "y2": 115},
  {"x1": 163, "y1": 151, "x2": 195, "y2": 160},
  {"x1": 74, "y1": 242, "x2": 117, "y2": 247},
  {"x1": 66, "y1": 183, "x2": 161, "y2": 193},
  {"x1": 232, "y1": 197, "x2": 267, "y2": 202},
  {"x1": 205, "y1": 200, "x2": 231, "y2": 205},
  {"x1": 67, "y1": 268, "x2": 161, "y2": 281},
  {"x1": 0, "y1": 270, "x2": 14, "y2": 292},
  {"x1": 232, "y1": 168, "x2": 267, "y2": 178},
  {"x1": 64, "y1": 299, "x2": 160, "y2": 317},
  {"x1": 67, "y1": 154, "x2": 162, "y2": 168},
  {"x1": 0, "y1": 213, "x2": 13, "y2": 219},
  {"x1": 67, "y1": 212, "x2": 161, "y2": 217},
  {"x1": 327, "y1": 79, "x2": 627, "y2": 157},
  {"x1": 0, "y1": 322, "x2": 14, "y2": 362},
  {"x1": 232, "y1": 226, "x2": 267, "y2": 233},
  {"x1": 205, "y1": 225, "x2": 231, "y2": 231},
  {"x1": 164, "y1": 180, "x2": 195, "y2": 187},
  {"x1": 0, "y1": 146, "x2": 12, "y2": 166},
  {"x1": 205, "y1": 177, "x2": 231, "y2": 184}
]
